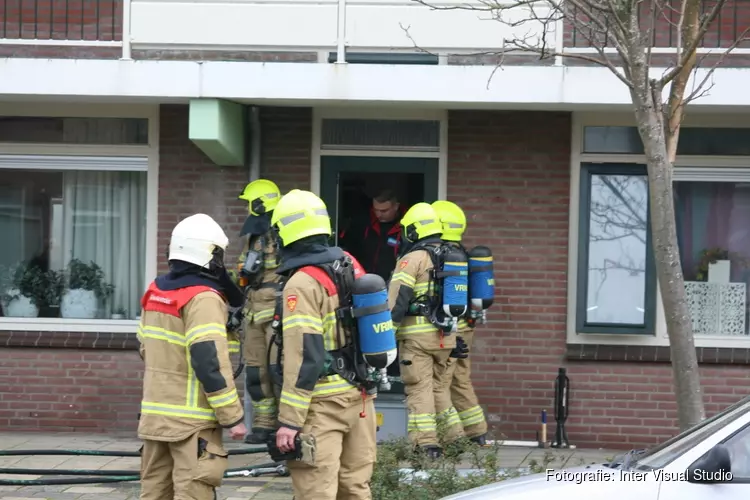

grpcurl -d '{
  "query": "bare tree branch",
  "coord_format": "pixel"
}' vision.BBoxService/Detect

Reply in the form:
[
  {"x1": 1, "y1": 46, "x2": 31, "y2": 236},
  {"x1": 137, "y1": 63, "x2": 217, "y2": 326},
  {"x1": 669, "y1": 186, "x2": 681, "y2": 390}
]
[
  {"x1": 658, "y1": 0, "x2": 734, "y2": 87},
  {"x1": 681, "y1": 27, "x2": 750, "y2": 107}
]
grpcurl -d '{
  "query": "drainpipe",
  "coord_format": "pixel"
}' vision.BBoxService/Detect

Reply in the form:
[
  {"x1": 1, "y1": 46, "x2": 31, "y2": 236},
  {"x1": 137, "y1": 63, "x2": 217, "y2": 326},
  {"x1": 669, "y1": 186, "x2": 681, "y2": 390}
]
[
  {"x1": 249, "y1": 106, "x2": 262, "y2": 181},
  {"x1": 243, "y1": 105, "x2": 262, "y2": 432},
  {"x1": 121, "y1": 0, "x2": 132, "y2": 60},
  {"x1": 335, "y1": 0, "x2": 347, "y2": 63}
]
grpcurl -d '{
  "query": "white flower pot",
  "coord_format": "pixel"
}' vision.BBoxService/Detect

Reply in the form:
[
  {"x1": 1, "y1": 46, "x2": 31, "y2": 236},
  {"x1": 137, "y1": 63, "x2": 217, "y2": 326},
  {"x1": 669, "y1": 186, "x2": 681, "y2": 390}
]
[
  {"x1": 111, "y1": 314, "x2": 125, "y2": 320},
  {"x1": 708, "y1": 259, "x2": 731, "y2": 284},
  {"x1": 1, "y1": 288, "x2": 39, "y2": 318},
  {"x1": 61, "y1": 289, "x2": 99, "y2": 319}
]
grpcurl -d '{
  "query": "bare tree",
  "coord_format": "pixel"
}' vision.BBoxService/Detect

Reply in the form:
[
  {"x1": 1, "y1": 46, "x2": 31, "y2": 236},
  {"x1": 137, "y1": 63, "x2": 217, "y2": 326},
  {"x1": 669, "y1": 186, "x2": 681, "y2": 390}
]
[{"x1": 406, "y1": 0, "x2": 750, "y2": 429}]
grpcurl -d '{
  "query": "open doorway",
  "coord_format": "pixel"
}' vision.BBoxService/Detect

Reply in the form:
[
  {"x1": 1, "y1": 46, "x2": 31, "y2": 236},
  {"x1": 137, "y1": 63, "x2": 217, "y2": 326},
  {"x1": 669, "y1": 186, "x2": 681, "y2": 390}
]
[
  {"x1": 320, "y1": 156, "x2": 439, "y2": 246},
  {"x1": 336, "y1": 171, "x2": 426, "y2": 248},
  {"x1": 320, "y1": 156, "x2": 439, "y2": 392}
]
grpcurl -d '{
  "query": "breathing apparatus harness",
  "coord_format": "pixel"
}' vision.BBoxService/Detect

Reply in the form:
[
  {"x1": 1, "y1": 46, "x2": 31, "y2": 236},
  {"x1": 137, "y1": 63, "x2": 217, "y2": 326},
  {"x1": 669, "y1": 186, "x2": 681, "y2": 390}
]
[
  {"x1": 268, "y1": 254, "x2": 380, "y2": 399},
  {"x1": 406, "y1": 241, "x2": 465, "y2": 334},
  {"x1": 226, "y1": 231, "x2": 282, "y2": 379}
]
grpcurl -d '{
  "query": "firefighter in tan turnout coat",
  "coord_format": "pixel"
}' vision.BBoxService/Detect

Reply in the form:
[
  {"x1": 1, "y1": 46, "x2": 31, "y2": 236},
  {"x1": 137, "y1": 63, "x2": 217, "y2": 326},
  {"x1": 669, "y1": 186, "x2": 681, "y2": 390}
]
[
  {"x1": 432, "y1": 200, "x2": 488, "y2": 444},
  {"x1": 270, "y1": 189, "x2": 377, "y2": 500},
  {"x1": 388, "y1": 202, "x2": 464, "y2": 459},
  {"x1": 137, "y1": 213, "x2": 247, "y2": 500},
  {"x1": 234, "y1": 179, "x2": 284, "y2": 444}
]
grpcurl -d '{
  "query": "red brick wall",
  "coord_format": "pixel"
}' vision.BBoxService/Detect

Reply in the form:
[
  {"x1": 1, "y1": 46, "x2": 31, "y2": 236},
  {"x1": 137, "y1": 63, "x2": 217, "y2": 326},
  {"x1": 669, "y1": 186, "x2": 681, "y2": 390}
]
[
  {"x1": 1, "y1": 0, "x2": 122, "y2": 41},
  {"x1": 0, "y1": 104, "x2": 312, "y2": 432},
  {"x1": 449, "y1": 110, "x2": 749, "y2": 449},
  {"x1": 0, "y1": 349, "x2": 143, "y2": 431},
  {"x1": 448, "y1": 110, "x2": 573, "y2": 441},
  {"x1": 565, "y1": 0, "x2": 750, "y2": 48}
]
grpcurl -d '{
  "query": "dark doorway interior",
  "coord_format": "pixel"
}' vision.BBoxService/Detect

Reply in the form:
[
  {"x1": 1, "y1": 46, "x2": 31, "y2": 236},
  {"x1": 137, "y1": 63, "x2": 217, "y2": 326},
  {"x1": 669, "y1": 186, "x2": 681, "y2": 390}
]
[
  {"x1": 320, "y1": 156, "x2": 439, "y2": 392},
  {"x1": 336, "y1": 171, "x2": 426, "y2": 249}
]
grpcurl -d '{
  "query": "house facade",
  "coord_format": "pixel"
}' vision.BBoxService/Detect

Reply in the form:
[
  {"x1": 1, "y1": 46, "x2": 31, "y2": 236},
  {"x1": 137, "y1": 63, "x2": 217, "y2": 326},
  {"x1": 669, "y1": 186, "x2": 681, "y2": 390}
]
[{"x1": 1, "y1": 0, "x2": 749, "y2": 450}]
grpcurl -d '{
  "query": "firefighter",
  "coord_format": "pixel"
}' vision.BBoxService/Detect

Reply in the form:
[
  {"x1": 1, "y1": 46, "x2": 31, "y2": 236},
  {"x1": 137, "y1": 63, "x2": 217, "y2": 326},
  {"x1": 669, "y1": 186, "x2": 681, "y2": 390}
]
[
  {"x1": 388, "y1": 202, "x2": 464, "y2": 458},
  {"x1": 235, "y1": 179, "x2": 283, "y2": 444},
  {"x1": 270, "y1": 189, "x2": 377, "y2": 500},
  {"x1": 432, "y1": 200, "x2": 488, "y2": 445},
  {"x1": 137, "y1": 213, "x2": 247, "y2": 500}
]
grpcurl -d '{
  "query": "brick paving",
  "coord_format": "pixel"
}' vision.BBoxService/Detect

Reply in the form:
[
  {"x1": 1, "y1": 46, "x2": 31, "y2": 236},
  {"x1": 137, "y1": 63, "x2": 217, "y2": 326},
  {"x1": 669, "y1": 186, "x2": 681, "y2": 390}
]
[{"x1": 0, "y1": 433, "x2": 615, "y2": 499}]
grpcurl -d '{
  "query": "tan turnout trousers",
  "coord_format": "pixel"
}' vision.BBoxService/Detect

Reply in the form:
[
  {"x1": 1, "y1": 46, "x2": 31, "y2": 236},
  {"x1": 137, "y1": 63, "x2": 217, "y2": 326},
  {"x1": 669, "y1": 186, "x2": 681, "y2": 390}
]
[
  {"x1": 287, "y1": 391, "x2": 377, "y2": 500},
  {"x1": 140, "y1": 427, "x2": 227, "y2": 500},
  {"x1": 449, "y1": 326, "x2": 487, "y2": 438},
  {"x1": 399, "y1": 335, "x2": 463, "y2": 447},
  {"x1": 243, "y1": 285, "x2": 278, "y2": 431}
]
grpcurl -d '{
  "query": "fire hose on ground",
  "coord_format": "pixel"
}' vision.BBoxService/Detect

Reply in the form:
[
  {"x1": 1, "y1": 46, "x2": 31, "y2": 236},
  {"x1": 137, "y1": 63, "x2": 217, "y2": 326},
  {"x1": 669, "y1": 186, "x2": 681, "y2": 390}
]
[{"x1": 0, "y1": 446, "x2": 289, "y2": 486}]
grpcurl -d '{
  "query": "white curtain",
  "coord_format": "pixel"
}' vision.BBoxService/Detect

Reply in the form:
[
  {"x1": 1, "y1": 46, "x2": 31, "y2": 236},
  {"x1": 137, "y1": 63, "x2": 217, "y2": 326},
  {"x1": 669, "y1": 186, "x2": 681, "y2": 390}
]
[
  {"x1": 62, "y1": 171, "x2": 147, "y2": 319},
  {"x1": 0, "y1": 185, "x2": 43, "y2": 271}
]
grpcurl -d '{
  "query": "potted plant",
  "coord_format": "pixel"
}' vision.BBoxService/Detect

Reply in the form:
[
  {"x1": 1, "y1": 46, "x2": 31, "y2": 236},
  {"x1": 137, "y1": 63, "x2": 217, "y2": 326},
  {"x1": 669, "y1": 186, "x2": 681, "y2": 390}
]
[
  {"x1": 695, "y1": 247, "x2": 750, "y2": 283},
  {"x1": 111, "y1": 307, "x2": 127, "y2": 320},
  {"x1": 40, "y1": 269, "x2": 65, "y2": 318},
  {"x1": 60, "y1": 259, "x2": 115, "y2": 319},
  {"x1": 0, "y1": 262, "x2": 48, "y2": 318}
]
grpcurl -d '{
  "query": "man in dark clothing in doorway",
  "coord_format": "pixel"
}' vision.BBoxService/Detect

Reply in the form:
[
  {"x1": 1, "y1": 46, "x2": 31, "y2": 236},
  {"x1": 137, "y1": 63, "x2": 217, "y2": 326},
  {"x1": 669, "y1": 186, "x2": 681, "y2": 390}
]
[{"x1": 339, "y1": 189, "x2": 405, "y2": 281}]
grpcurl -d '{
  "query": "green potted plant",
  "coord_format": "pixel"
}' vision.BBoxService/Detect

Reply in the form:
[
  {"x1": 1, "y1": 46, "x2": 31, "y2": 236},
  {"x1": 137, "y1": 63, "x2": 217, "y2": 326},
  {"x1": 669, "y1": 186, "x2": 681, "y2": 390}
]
[
  {"x1": 111, "y1": 306, "x2": 127, "y2": 320},
  {"x1": 0, "y1": 262, "x2": 48, "y2": 318},
  {"x1": 60, "y1": 259, "x2": 115, "y2": 319},
  {"x1": 40, "y1": 269, "x2": 65, "y2": 318},
  {"x1": 695, "y1": 248, "x2": 750, "y2": 283}
]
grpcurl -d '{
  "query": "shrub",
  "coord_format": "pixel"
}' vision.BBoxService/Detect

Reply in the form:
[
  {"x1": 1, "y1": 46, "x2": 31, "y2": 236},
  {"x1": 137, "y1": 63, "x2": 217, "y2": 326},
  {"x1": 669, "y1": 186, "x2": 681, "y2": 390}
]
[{"x1": 371, "y1": 435, "x2": 556, "y2": 500}]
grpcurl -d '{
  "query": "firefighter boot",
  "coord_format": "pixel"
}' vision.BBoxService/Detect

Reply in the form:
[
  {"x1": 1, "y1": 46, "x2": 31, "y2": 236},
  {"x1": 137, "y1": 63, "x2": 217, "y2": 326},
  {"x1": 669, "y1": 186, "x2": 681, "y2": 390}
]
[
  {"x1": 421, "y1": 445, "x2": 443, "y2": 460},
  {"x1": 470, "y1": 433, "x2": 487, "y2": 446}
]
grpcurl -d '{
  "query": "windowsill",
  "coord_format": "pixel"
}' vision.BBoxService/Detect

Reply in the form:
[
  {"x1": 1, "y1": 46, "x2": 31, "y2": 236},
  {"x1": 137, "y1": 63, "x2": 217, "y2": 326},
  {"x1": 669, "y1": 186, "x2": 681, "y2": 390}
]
[
  {"x1": 0, "y1": 317, "x2": 138, "y2": 333},
  {"x1": 570, "y1": 331, "x2": 750, "y2": 349}
]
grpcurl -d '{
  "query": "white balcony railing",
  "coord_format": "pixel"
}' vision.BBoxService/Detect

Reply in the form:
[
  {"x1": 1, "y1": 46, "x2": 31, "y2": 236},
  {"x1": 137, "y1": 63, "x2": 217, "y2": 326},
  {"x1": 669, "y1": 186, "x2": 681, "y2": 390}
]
[{"x1": 2, "y1": 0, "x2": 748, "y2": 63}]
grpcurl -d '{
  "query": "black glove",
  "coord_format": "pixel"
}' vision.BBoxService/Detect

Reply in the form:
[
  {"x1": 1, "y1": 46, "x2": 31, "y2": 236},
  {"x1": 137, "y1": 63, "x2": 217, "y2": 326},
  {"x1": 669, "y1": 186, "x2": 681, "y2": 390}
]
[
  {"x1": 266, "y1": 432, "x2": 302, "y2": 462},
  {"x1": 450, "y1": 336, "x2": 469, "y2": 359}
]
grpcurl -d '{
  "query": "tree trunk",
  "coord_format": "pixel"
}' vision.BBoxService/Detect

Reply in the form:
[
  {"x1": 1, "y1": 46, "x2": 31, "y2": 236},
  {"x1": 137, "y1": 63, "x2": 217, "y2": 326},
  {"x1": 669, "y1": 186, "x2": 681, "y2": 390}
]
[
  {"x1": 665, "y1": 0, "x2": 701, "y2": 160},
  {"x1": 632, "y1": 89, "x2": 705, "y2": 431}
]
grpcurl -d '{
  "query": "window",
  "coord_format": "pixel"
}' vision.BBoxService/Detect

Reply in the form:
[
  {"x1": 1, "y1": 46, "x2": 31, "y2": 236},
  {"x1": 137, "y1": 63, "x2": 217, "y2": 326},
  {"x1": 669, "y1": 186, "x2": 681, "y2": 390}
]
[
  {"x1": 723, "y1": 422, "x2": 750, "y2": 479},
  {"x1": 321, "y1": 119, "x2": 440, "y2": 151},
  {"x1": 576, "y1": 164, "x2": 657, "y2": 333},
  {"x1": 0, "y1": 117, "x2": 148, "y2": 145},
  {"x1": 675, "y1": 180, "x2": 750, "y2": 336},
  {"x1": 0, "y1": 167, "x2": 147, "y2": 321},
  {"x1": 583, "y1": 126, "x2": 750, "y2": 156},
  {"x1": 576, "y1": 166, "x2": 750, "y2": 337}
]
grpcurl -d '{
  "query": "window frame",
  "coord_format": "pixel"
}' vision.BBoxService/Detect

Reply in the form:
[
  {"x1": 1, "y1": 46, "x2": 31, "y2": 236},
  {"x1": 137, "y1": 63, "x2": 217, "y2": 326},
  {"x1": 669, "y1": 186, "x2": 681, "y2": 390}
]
[
  {"x1": 567, "y1": 112, "x2": 750, "y2": 349},
  {"x1": 576, "y1": 163, "x2": 657, "y2": 334},
  {"x1": 0, "y1": 102, "x2": 159, "y2": 334}
]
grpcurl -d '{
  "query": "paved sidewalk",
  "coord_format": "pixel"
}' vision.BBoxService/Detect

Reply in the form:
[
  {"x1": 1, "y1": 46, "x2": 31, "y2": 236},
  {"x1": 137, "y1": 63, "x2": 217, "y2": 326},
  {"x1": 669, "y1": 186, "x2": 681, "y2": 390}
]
[{"x1": 0, "y1": 432, "x2": 616, "y2": 500}]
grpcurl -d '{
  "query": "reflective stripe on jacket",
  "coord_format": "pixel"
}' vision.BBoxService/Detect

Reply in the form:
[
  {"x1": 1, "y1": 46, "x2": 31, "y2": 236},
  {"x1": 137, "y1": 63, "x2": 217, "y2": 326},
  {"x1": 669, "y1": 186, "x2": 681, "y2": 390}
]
[
  {"x1": 137, "y1": 282, "x2": 244, "y2": 442},
  {"x1": 276, "y1": 257, "x2": 367, "y2": 430},
  {"x1": 387, "y1": 246, "x2": 456, "y2": 349}
]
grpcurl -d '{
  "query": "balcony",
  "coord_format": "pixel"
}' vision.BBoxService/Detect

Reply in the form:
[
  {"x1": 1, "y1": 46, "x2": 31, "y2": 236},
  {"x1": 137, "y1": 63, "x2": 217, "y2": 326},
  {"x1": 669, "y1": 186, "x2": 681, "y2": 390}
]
[
  {"x1": 565, "y1": 0, "x2": 750, "y2": 54},
  {"x1": 128, "y1": 0, "x2": 551, "y2": 54},
  {"x1": 0, "y1": 0, "x2": 749, "y2": 62},
  {"x1": 0, "y1": 0, "x2": 123, "y2": 47}
]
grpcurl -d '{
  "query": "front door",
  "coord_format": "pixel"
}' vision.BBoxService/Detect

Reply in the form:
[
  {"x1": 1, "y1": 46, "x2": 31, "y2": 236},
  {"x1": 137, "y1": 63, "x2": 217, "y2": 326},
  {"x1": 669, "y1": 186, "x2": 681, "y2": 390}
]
[
  {"x1": 320, "y1": 156, "x2": 439, "y2": 246},
  {"x1": 320, "y1": 155, "x2": 439, "y2": 395}
]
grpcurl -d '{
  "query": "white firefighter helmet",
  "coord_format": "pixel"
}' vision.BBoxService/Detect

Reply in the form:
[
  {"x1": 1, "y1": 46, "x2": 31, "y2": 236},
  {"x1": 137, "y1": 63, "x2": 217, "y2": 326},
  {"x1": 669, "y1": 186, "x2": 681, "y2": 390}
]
[{"x1": 168, "y1": 213, "x2": 229, "y2": 268}]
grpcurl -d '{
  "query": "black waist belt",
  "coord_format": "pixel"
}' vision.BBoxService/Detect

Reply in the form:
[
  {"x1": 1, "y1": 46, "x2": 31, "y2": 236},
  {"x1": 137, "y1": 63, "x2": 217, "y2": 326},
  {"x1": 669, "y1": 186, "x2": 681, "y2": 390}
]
[{"x1": 257, "y1": 281, "x2": 282, "y2": 290}]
